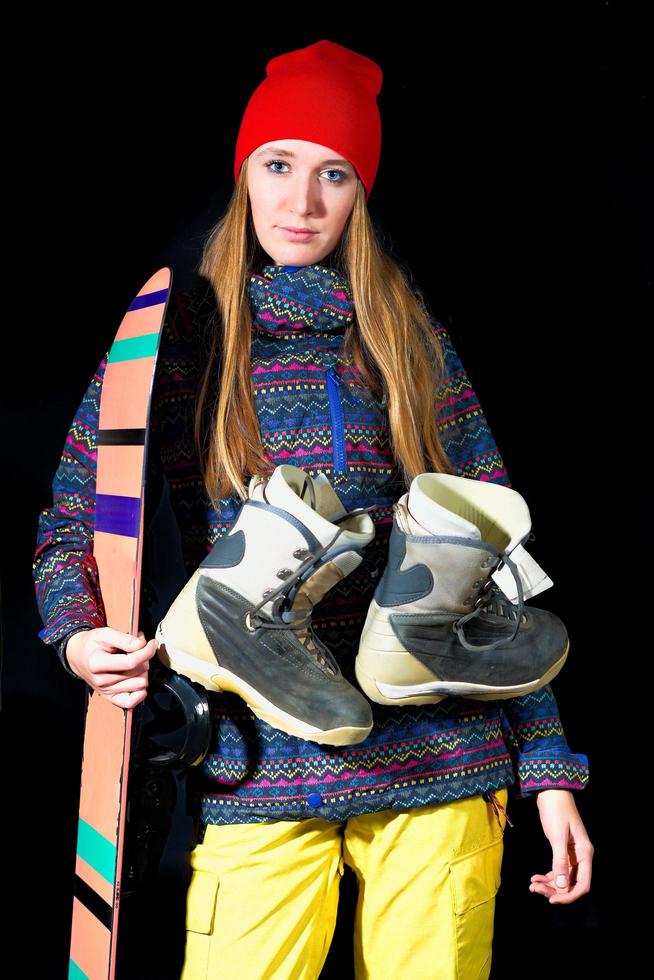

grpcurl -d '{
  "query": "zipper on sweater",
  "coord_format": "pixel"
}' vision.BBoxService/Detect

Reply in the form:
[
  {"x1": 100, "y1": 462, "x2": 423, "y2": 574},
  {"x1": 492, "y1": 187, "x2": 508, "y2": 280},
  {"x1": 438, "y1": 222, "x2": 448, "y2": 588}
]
[{"x1": 324, "y1": 364, "x2": 347, "y2": 475}]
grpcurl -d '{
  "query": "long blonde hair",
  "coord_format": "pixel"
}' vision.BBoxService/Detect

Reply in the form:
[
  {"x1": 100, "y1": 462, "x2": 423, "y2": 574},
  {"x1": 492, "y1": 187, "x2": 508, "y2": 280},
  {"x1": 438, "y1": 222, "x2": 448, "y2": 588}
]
[{"x1": 195, "y1": 158, "x2": 458, "y2": 509}]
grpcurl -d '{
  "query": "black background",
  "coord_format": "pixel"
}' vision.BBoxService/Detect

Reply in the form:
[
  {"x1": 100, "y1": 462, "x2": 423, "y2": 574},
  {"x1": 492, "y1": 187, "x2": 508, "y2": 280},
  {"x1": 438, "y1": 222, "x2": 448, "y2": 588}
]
[{"x1": 3, "y1": 5, "x2": 650, "y2": 976}]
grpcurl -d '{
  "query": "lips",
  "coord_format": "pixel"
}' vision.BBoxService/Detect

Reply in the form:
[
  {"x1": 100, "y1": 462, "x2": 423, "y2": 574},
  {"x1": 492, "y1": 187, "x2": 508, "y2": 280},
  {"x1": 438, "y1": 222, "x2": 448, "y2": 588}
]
[{"x1": 279, "y1": 227, "x2": 319, "y2": 242}]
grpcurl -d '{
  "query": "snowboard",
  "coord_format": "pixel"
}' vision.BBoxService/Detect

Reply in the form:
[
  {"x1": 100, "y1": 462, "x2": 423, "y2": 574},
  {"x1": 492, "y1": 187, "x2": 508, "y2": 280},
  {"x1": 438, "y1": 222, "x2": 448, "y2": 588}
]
[{"x1": 68, "y1": 267, "x2": 173, "y2": 980}]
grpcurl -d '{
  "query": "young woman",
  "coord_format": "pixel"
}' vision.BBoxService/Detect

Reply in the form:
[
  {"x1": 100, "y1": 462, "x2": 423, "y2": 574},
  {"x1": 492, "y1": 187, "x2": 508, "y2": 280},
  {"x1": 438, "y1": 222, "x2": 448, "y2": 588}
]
[{"x1": 33, "y1": 39, "x2": 593, "y2": 979}]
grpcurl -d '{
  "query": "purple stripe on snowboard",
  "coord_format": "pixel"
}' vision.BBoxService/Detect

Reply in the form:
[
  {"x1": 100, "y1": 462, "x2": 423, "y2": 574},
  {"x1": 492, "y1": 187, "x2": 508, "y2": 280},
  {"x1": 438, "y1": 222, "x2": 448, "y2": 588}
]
[
  {"x1": 127, "y1": 287, "x2": 169, "y2": 312},
  {"x1": 95, "y1": 493, "x2": 141, "y2": 537}
]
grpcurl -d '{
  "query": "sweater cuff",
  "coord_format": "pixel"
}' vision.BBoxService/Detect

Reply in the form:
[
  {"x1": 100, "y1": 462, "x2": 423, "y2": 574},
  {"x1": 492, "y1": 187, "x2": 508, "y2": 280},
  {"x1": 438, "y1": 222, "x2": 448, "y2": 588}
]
[
  {"x1": 510, "y1": 752, "x2": 590, "y2": 799},
  {"x1": 52, "y1": 628, "x2": 92, "y2": 679}
]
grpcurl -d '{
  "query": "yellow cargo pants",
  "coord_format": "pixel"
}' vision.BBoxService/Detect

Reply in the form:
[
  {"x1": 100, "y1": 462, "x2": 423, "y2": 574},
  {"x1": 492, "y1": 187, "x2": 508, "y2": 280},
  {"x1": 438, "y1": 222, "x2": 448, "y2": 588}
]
[{"x1": 180, "y1": 786, "x2": 509, "y2": 979}]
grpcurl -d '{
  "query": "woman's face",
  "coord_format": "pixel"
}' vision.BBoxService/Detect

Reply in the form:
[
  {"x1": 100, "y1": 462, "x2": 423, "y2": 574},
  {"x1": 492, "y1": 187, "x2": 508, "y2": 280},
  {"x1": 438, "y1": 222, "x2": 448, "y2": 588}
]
[{"x1": 246, "y1": 138, "x2": 358, "y2": 266}]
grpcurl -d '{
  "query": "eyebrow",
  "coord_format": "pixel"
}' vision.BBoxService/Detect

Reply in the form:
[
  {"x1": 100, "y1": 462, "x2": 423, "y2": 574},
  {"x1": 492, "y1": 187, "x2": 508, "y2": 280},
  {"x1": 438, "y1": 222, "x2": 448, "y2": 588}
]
[{"x1": 254, "y1": 147, "x2": 353, "y2": 168}]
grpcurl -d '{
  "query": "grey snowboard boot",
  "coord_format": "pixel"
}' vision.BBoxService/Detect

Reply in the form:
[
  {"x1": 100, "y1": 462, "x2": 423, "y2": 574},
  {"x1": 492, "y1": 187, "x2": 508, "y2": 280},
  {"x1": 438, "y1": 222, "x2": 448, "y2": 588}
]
[
  {"x1": 155, "y1": 464, "x2": 376, "y2": 746},
  {"x1": 355, "y1": 472, "x2": 569, "y2": 705}
]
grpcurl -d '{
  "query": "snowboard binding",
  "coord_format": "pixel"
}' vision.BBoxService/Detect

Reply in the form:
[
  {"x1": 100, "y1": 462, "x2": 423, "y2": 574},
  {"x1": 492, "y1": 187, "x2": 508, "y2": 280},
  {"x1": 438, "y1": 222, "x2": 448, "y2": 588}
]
[
  {"x1": 132, "y1": 656, "x2": 213, "y2": 770},
  {"x1": 121, "y1": 659, "x2": 213, "y2": 896}
]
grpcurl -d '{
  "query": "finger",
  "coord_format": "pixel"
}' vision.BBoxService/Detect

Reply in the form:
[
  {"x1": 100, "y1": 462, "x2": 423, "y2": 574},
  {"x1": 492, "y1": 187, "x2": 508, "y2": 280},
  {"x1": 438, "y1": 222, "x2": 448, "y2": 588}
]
[
  {"x1": 99, "y1": 628, "x2": 148, "y2": 651},
  {"x1": 103, "y1": 675, "x2": 149, "y2": 696},
  {"x1": 530, "y1": 865, "x2": 573, "y2": 894},
  {"x1": 548, "y1": 878, "x2": 589, "y2": 904},
  {"x1": 549, "y1": 855, "x2": 592, "y2": 903},
  {"x1": 92, "y1": 656, "x2": 153, "y2": 684},
  {"x1": 104, "y1": 689, "x2": 148, "y2": 710},
  {"x1": 550, "y1": 841, "x2": 572, "y2": 891},
  {"x1": 530, "y1": 864, "x2": 587, "y2": 903},
  {"x1": 91, "y1": 641, "x2": 157, "y2": 675},
  {"x1": 529, "y1": 880, "x2": 562, "y2": 900},
  {"x1": 529, "y1": 871, "x2": 558, "y2": 895},
  {"x1": 89, "y1": 640, "x2": 156, "y2": 674}
]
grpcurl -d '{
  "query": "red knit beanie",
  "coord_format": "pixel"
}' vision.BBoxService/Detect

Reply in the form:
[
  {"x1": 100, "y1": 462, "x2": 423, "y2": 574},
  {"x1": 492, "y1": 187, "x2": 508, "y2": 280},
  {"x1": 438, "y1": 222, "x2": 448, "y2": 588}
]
[{"x1": 234, "y1": 40, "x2": 383, "y2": 203}]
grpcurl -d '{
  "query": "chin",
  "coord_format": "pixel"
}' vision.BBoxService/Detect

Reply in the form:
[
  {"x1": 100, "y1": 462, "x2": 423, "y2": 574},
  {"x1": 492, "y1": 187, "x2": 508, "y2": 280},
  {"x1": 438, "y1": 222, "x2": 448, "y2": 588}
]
[{"x1": 271, "y1": 248, "x2": 330, "y2": 266}]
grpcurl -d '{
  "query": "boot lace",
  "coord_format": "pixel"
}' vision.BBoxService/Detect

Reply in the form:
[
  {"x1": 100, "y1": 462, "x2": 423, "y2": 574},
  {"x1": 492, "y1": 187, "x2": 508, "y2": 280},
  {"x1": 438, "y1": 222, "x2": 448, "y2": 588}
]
[{"x1": 453, "y1": 544, "x2": 527, "y2": 653}]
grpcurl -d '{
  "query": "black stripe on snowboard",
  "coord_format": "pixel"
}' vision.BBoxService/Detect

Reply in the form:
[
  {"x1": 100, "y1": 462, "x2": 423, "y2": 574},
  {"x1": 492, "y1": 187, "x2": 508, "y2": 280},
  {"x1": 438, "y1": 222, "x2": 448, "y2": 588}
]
[
  {"x1": 73, "y1": 873, "x2": 113, "y2": 931},
  {"x1": 97, "y1": 428, "x2": 146, "y2": 446}
]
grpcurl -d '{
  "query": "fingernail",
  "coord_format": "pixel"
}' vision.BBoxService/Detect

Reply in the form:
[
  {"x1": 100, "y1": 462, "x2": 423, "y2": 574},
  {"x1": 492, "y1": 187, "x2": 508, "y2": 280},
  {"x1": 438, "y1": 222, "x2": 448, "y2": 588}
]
[{"x1": 556, "y1": 875, "x2": 568, "y2": 887}]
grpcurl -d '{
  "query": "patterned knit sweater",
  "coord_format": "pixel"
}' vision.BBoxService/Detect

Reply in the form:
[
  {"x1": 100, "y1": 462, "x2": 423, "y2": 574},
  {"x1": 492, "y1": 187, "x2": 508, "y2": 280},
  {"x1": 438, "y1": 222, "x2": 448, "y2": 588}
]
[{"x1": 32, "y1": 263, "x2": 589, "y2": 825}]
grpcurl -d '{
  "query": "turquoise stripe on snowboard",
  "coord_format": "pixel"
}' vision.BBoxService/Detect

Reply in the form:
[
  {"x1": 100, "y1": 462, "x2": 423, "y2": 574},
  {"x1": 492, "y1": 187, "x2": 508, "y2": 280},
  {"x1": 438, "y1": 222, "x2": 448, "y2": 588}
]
[
  {"x1": 107, "y1": 332, "x2": 159, "y2": 363},
  {"x1": 77, "y1": 816, "x2": 116, "y2": 885},
  {"x1": 68, "y1": 958, "x2": 89, "y2": 979}
]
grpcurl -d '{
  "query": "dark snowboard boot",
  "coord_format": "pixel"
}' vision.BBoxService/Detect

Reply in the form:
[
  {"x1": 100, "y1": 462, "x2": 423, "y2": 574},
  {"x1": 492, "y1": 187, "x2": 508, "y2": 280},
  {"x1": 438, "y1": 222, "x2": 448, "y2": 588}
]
[
  {"x1": 355, "y1": 472, "x2": 569, "y2": 705},
  {"x1": 156, "y1": 464, "x2": 376, "y2": 746}
]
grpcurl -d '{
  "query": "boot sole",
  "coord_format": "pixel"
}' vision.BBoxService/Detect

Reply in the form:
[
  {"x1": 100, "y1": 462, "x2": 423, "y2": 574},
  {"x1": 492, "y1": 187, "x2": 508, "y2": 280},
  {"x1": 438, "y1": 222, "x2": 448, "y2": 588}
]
[
  {"x1": 355, "y1": 600, "x2": 570, "y2": 704},
  {"x1": 156, "y1": 626, "x2": 372, "y2": 747}
]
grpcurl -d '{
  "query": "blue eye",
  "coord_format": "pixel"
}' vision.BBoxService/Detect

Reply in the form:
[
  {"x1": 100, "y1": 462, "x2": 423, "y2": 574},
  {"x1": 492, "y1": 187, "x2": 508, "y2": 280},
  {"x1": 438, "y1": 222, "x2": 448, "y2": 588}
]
[
  {"x1": 324, "y1": 169, "x2": 347, "y2": 183},
  {"x1": 263, "y1": 159, "x2": 347, "y2": 184},
  {"x1": 265, "y1": 159, "x2": 288, "y2": 175}
]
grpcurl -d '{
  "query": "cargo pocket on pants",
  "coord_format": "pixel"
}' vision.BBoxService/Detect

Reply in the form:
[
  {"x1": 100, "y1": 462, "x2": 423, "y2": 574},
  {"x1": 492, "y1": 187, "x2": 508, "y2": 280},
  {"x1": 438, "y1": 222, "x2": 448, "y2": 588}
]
[
  {"x1": 181, "y1": 868, "x2": 220, "y2": 980},
  {"x1": 449, "y1": 836, "x2": 503, "y2": 979}
]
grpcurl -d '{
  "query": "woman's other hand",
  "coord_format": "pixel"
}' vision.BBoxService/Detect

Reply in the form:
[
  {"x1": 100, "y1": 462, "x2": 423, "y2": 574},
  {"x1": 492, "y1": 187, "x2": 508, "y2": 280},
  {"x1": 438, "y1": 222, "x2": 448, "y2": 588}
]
[
  {"x1": 529, "y1": 789, "x2": 594, "y2": 904},
  {"x1": 65, "y1": 627, "x2": 157, "y2": 709}
]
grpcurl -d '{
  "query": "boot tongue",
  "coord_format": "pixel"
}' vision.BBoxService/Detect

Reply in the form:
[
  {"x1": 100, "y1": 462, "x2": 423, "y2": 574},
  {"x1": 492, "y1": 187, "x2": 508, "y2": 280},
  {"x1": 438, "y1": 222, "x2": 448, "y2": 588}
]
[
  {"x1": 279, "y1": 576, "x2": 340, "y2": 671},
  {"x1": 253, "y1": 464, "x2": 348, "y2": 540},
  {"x1": 406, "y1": 484, "x2": 482, "y2": 539}
]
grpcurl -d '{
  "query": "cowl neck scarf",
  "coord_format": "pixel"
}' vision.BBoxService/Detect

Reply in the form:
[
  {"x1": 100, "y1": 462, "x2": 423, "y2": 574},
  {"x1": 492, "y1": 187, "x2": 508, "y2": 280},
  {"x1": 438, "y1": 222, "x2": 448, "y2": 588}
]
[{"x1": 247, "y1": 263, "x2": 354, "y2": 336}]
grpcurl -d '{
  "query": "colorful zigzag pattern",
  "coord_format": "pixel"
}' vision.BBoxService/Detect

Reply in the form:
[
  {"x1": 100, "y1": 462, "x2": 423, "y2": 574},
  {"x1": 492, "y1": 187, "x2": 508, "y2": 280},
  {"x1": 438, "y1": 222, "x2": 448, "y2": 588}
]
[{"x1": 32, "y1": 263, "x2": 589, "y2": 824}]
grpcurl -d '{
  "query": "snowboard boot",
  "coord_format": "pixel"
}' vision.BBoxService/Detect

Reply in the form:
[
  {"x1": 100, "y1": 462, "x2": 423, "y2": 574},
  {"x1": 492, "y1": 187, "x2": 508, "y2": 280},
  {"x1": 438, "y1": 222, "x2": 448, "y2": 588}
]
[
  {"x1": 355, "y1": 472, "x2": 569, "y2": 705},
  {"x1": 155, "y1": 463, "x2": 377, "y2": 746}
]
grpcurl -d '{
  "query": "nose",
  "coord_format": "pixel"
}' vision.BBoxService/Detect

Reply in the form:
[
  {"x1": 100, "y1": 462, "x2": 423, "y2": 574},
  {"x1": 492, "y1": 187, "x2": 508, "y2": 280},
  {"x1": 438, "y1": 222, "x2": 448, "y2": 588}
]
[{"x1": 288, "y1": 173, "x2": 320, "y2": 217}]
